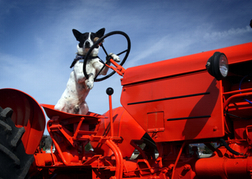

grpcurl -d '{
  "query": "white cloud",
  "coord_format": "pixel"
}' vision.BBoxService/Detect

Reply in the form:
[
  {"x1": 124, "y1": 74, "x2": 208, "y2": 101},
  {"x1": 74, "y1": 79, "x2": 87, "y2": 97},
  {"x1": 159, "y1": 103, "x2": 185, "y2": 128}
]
[{"x1": 204, "y1": 26, "x2": 252, "y2": 41}]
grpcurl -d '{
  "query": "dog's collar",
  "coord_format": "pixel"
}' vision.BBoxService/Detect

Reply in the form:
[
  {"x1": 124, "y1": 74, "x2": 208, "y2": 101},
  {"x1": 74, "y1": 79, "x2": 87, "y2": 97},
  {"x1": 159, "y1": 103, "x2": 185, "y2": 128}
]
[{"x1": 70, "y1": 55, "x2": 99, "y2": 68}]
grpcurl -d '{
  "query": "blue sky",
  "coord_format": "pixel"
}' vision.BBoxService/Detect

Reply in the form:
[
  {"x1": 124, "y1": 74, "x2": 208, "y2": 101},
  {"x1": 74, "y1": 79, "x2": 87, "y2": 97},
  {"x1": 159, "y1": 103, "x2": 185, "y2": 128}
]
[{"x1": 0, "y1": 0, "x2": 252, "y2": 132}]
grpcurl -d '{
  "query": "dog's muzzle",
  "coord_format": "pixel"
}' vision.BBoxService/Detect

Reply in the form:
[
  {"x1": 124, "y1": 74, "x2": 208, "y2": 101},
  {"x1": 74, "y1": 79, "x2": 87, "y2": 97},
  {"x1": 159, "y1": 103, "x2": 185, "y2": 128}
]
[{"x1": 84, "y1": 41, "x2": 91, "y2": 48}]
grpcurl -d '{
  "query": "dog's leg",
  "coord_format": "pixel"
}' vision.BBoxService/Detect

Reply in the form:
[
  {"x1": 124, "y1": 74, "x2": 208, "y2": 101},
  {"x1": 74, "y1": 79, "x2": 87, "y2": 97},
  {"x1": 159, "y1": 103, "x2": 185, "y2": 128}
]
[
  {"x1": 85, "y1": 60, "x2": 97, "y2": 89},
  {"x1": 85, "y1": 72, "x2": 95, "y2": 89},
  {"x1": 74, "y1": 61, "x2": 86, "y2": 83},
  {"x1": 100, "y1": 53, "x2": 120, "y2": 75},
  {"x1": 88, "y1": 54, "x2": 120, "y2": 78},
  {"x1": 79, "y1": 101, "x2": 89, "y2": 115}
]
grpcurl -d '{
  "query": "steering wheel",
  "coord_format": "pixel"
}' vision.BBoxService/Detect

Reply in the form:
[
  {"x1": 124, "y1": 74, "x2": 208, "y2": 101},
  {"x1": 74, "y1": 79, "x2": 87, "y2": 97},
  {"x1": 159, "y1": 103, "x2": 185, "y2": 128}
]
[{"x1": 83, "y1": 31, "x2": 131, "y2": 82}]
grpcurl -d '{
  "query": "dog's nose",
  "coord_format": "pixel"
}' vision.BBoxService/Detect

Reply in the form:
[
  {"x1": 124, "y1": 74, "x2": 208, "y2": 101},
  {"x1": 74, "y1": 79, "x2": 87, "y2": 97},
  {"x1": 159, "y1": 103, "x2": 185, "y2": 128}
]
[{"x1": 84, "y1": 41, "x2": 90, "y2": 48}]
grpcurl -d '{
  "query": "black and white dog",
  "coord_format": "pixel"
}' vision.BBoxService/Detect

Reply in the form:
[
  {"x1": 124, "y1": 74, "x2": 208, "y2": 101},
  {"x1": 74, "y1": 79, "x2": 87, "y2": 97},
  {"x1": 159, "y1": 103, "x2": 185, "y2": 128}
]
[{"x1": 54, "y1": 28, "x2": 120, "y2": 115}]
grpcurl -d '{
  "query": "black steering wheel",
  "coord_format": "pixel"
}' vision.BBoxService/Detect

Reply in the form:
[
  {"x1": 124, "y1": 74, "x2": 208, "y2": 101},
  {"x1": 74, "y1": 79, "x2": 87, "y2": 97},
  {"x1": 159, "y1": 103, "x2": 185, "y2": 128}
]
[{"x1": 83, "y1": 31, "x2": 131, "y2": 82}]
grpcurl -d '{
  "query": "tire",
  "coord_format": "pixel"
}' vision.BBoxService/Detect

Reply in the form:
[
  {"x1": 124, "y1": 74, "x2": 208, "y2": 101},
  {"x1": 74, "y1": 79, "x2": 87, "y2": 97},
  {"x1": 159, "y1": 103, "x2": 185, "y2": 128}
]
[{"x1": 0, "y1": 107, "x2": 34, "y2": 179}]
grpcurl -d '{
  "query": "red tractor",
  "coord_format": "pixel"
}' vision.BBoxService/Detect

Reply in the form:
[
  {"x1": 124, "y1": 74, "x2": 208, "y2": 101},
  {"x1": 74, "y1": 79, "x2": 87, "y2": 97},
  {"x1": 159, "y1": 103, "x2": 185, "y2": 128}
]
[{"x1": 1, "y1": 31, "x2": 252, "y2": 179}]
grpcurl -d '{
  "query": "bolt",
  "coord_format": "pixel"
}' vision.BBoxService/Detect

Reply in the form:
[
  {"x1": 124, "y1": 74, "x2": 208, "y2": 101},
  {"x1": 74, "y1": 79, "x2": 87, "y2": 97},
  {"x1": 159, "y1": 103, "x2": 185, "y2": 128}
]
[
  {"x1": 168, "y1": 164, "x2": 174, "y2": 170},
  {"x1": 184, "y1": 164, "x2": 191, "y2": 171}
]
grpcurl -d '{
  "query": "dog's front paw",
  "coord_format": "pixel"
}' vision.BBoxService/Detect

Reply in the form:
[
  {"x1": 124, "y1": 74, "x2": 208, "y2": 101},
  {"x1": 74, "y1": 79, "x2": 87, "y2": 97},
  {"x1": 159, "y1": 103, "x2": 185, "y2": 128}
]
[
  {"x1": 108, "y1": 53, "x2": 120, "y2": 62},
  {"x1": 85, "y1": 79, "x2": 94, "y2": 89}
]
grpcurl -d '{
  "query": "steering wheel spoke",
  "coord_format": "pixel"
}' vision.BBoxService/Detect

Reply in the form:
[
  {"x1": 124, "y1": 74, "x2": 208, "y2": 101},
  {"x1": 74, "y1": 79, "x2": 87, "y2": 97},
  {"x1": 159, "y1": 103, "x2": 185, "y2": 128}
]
[
  {"x1": 117, "y1": 49, "x2": 128, "y2": 56},
  {"x1": 100, "y1": 44, "x2": 109, "y2": 56}
]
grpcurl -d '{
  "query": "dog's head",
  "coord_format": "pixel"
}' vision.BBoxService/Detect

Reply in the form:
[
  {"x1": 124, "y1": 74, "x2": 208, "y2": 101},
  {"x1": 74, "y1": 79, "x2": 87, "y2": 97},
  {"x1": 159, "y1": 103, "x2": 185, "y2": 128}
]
[{"x1": 72, "y1": 28, "x2": 105, "y2": 56}]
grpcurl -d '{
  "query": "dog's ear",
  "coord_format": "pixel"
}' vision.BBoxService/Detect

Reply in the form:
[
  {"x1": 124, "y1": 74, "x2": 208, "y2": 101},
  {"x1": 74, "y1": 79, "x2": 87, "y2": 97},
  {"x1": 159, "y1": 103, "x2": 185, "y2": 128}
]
[
  {"x1": 72, "y1": 29, "x2": 82, "y2": 41},
  {"x1": 95, "y1": 28, "x2": 105, "y2": 38}
]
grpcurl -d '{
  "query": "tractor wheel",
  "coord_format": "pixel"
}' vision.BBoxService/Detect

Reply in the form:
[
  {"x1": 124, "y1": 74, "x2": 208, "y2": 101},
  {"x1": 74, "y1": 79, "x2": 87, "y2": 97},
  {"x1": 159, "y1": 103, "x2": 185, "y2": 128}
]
[{"x1": 0, "y1": 107, "x2": 34, "y2": 179}]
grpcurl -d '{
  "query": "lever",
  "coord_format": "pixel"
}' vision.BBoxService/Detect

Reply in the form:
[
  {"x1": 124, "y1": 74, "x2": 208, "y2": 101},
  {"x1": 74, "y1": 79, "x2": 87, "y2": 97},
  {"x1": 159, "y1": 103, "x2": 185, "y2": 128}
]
[{"x1": 106, "y1": 87, "x2": 114, "y2": 137}]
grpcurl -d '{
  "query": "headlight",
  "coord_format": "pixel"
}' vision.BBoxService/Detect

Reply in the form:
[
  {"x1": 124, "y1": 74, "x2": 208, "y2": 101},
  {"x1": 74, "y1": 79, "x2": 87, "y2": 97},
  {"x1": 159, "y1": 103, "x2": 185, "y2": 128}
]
[{"x1": 206, "y1": 52, "x2": 229, "y2": 80}]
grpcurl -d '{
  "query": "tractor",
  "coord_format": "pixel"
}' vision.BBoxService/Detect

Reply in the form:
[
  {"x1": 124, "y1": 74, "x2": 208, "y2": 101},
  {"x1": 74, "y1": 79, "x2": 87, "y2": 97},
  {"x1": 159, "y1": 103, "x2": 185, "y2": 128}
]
[{"x1": 0, "y1": 31, "x2": 252, "y2": 179}]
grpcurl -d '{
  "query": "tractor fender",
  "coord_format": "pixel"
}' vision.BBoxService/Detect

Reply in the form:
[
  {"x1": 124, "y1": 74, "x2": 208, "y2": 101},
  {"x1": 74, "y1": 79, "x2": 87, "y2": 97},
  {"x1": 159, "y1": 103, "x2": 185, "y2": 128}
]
[{"x1": 0, "y1": 88, "x2": 46, "y2": 154}]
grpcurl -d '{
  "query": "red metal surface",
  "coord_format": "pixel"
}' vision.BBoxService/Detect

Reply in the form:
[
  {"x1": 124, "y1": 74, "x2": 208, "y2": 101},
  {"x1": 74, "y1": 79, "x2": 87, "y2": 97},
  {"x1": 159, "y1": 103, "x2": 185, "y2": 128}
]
[
  {"x1": 121, "y1": 42, "x2": 252, "y2": 144},
  {"x1": 35, "y1": 104, "x2": 145, "y2": 178},
  {"x1": 106, "y1": 58, "x2": 126, "y2": 76},
  {"x1": 121, "y1": 60, "x2": 224, "y2": 143},
  {"x1": 108, "y1": 93, "x2": 114, "y2": 137},
  {"x1": 121, "y1": 42, "x2": 252, "y2": 86},
  {"x1": 36, "y1": 42, "x2": 252, "y2": 178},
  {"x1": 92, "y1": 107, "x2": 146, "y2": 158},
  {"x1": 195, "y1": 146, "x2": 252, "y2": 179},
  {"x1": 195, "y1": 157, "x2": 252, "y2": 179},
  {"x1": 2, "y1": 42, "x2": 252, "y2": 179},
  {"x1": 0, "y1": 88, "x2": 45, "y2": 154}
]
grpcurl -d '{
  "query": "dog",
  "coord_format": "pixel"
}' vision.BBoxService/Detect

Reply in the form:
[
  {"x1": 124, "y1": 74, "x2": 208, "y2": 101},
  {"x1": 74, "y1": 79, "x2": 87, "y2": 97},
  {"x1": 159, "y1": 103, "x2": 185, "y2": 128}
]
[{"x1": 54, "y1": 28, "x2": 120, "y2": 115}]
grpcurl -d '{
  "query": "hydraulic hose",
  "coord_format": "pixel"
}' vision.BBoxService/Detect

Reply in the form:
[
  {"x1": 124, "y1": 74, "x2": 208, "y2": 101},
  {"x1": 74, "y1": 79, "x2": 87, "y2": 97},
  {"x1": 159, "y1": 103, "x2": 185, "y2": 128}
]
[{"x1": 220, "y1": 138, "x2": 242, "y2": 156}]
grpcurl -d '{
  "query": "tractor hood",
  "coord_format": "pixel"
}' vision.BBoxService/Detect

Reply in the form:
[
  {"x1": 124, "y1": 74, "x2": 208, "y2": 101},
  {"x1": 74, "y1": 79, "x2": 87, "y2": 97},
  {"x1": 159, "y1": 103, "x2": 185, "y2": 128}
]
[
  {"x1": 120, "y1": 42, "x2": 252, "y2": 143},
  {"x1": 121, "y1": 42, "x2": 252, "y2": 86}
]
